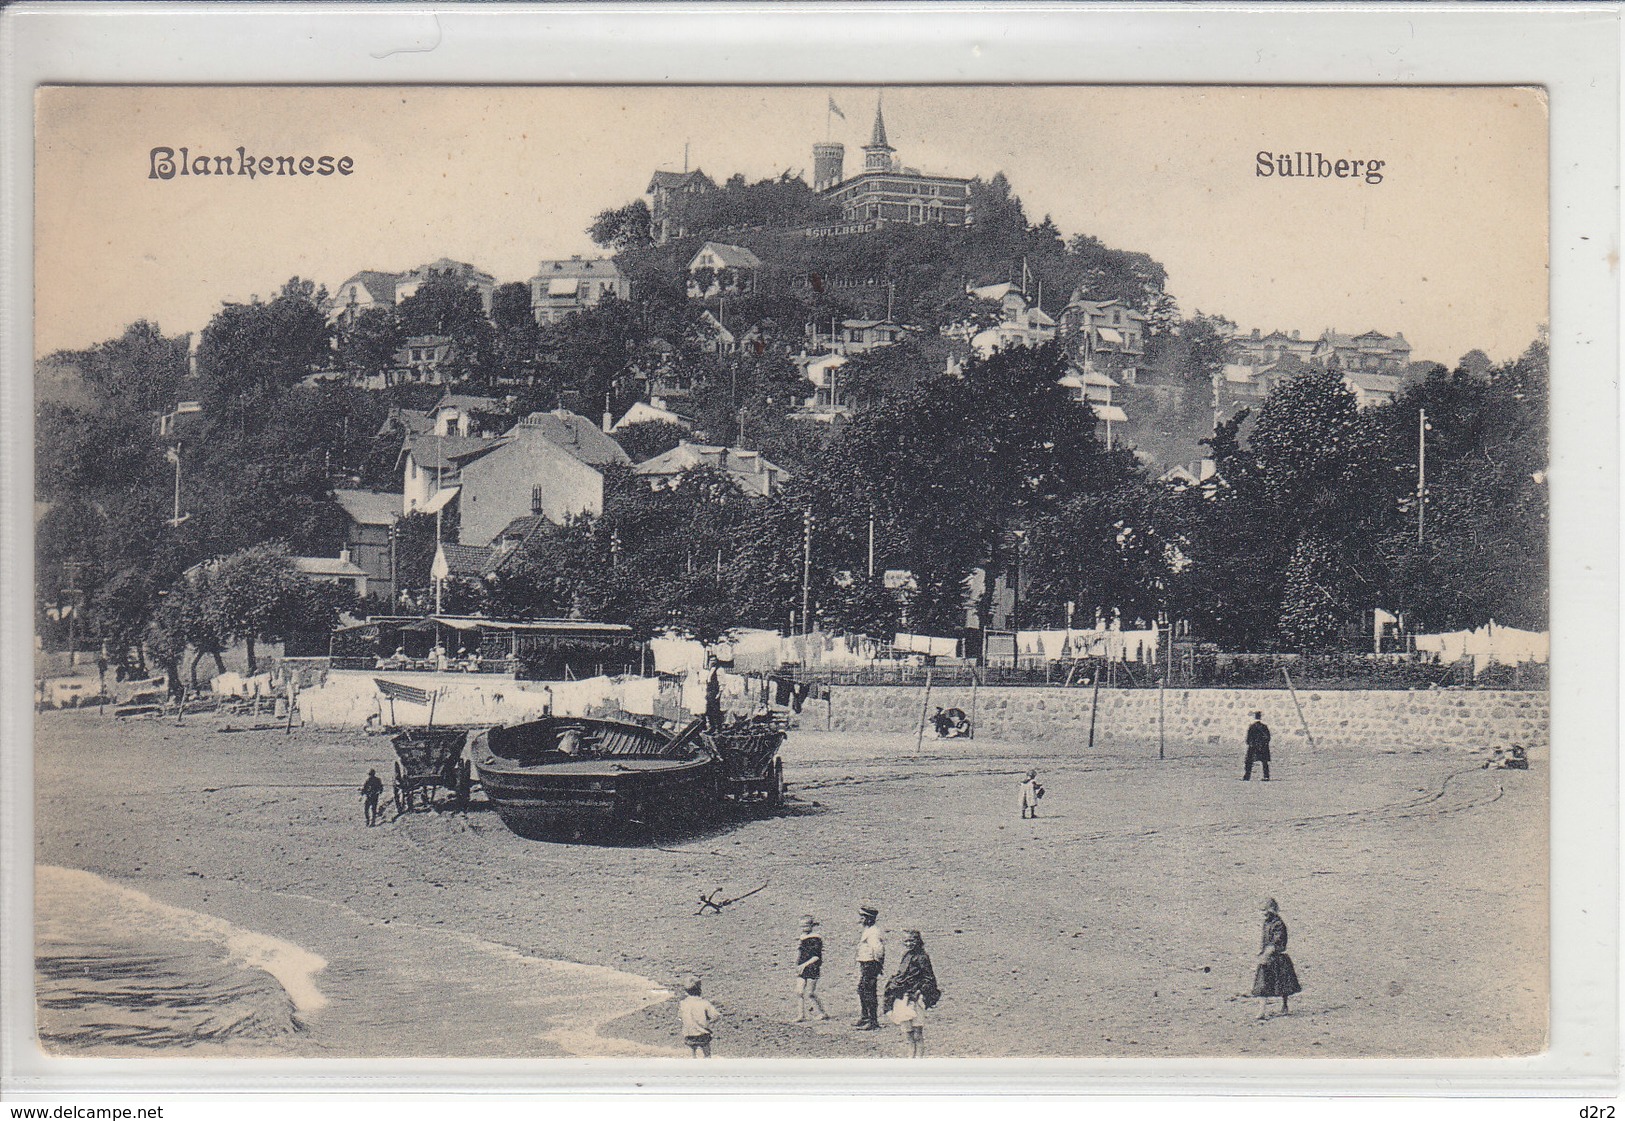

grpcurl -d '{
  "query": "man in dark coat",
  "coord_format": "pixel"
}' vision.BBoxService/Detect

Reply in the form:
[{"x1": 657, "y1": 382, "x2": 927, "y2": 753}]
[
  {"x1": 361, "y1": 768, "x2": 385, "y2": 825},
  {"x1": 1243, "y1": 711, "x2": 1272, "y2": 781}
]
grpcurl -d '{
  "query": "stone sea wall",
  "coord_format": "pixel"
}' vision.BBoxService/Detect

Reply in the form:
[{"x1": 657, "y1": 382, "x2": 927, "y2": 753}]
[{"x1": 824, "y1": 686, "x2": 1549, "y2": 753}]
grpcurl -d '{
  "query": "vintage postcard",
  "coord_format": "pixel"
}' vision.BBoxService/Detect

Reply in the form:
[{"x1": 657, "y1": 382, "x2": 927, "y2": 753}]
[{"x1": 29, "y1": 83, "x2": 1554, "y2": 1066}]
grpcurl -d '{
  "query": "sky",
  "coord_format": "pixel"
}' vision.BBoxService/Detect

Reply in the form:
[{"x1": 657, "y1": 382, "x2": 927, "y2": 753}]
[{"x1": 34, "y1": 85, "x2": 1548, "y2": 366}]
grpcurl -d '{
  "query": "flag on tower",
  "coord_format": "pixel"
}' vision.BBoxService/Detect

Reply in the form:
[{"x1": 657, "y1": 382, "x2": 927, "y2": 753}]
[{"x1": 828, "y1": 96, "x2": 846, "y2": 120}]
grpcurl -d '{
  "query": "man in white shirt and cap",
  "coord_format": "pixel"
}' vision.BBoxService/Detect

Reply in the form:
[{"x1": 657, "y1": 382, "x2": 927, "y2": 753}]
[{"x1": 854, "y1": 905, "x2": 886, "y2": 1030}]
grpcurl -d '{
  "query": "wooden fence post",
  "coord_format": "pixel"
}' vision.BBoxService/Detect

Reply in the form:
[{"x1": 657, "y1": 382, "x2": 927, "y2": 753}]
[
  {"x1": 1281, "y1": 666, "x2": 1316, "y2": 750},
  {"x1": 1086, "y1": 669, "x2": 1102, "y2": 751},
  {"x1": 969, "y1": 669, "x2": 979, "y2": 741},
  {"x1": 915, "y1": 670, "x2": 933, "y2": 756},
  {"x1": 1158, "y1": 678, "x2": 1166, "y2": 761}
]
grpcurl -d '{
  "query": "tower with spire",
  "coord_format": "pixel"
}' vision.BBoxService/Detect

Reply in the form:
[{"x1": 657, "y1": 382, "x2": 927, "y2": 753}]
[
  {"x1": 863, "y1": 97, "x2": 897, "y2": 174},
  {"x1": 814, "y1": 92, "x2": 972, "y2": 230}
]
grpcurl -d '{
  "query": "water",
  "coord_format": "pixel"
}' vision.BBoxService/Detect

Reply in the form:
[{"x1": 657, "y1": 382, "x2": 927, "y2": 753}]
[
  {"x1": 34, "y1": 865, "x2": 323, "y2": 1053},
  {"x1": 34, "y1": 865, "x2": 678, "y2": 1058}
]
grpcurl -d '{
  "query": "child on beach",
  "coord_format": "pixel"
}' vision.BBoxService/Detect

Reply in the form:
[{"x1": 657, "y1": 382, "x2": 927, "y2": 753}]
[
  {"x1": 794, "y1": 916, "x2": 829, "y2": 1022},
  {"x1": 677, "y1": 975, "x2": 719, "y2": 1057},
  {"x1": 1020, "y1": 769, "x2": 1044, "y2": 818},
  {"x1": 883, "y1": 930, "x2": 941, "y2": 1058},
  {"x1": 1251, "y1": 897, "x2": 1303, "y2": 1020}
]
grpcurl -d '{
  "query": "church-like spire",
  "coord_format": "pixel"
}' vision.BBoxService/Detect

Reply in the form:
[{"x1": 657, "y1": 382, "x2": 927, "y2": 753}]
[
  {"x1": 869, "y1": 97, "x2": 890, "y2": 150},
  {"x1": 863, "y1": 94, "x2": 895, "y2": 173}
]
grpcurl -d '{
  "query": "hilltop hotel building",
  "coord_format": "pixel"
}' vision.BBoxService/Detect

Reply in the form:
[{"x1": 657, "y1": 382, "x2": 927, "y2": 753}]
[{"x1": 815, "y1": 102, "x2": 972, "y2": 227}]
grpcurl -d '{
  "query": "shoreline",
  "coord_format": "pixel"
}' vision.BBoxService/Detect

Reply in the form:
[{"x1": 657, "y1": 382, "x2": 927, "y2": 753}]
[{"x1": 33, "y1": 709, "x2": 1547, "y2": 1059}]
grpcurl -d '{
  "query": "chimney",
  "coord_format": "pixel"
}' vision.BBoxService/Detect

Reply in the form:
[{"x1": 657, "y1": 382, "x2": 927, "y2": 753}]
[
  {"x1": 1251, "y1": 328, "x2": 1260, "y2": 339},
  {"x1": 339, "y1": 548, "x2": 351, "y2": 564}
]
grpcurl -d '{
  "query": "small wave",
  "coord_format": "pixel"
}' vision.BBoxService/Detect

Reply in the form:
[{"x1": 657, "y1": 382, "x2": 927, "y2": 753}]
[{"x1": 35, "y1": 865, "x2": 328, "y2": 1052}]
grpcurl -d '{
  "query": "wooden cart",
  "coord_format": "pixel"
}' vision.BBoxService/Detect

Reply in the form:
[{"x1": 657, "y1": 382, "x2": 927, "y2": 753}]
[
  {"x1": 707, "y1": 715, "x2": 789, "y2": 808},
  {"x1": 390, "y1": 727, "x2": 474, "y2": 813}
]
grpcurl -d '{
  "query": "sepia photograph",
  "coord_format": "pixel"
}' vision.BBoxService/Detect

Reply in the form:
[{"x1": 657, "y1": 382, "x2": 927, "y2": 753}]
[{"x1": 28, "y1": 83, "x2": 1555, "y2": 1065}]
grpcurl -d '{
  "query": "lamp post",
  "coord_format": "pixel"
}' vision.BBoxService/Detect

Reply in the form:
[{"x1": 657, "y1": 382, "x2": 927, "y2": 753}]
[
  {"x1": 1416, "y1": 407, "x2": 1432, "y2": 543},
  {"x1": 164, "y1": 442, "x2": 188, "y2": 528},
  {"x1": 801, "y1": 509, "x2": 813, "y2": 636}
]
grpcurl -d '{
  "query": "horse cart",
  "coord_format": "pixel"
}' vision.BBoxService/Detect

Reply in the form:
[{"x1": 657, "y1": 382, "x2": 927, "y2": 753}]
[
  {"x1": 390, "y1": 727, "x2": 474, "y2": 813},
  {"x1": 707, "y1": 714, "x2": 789, "y2": 809}
]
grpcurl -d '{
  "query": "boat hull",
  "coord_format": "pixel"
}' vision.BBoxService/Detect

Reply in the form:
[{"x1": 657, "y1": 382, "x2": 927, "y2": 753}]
[{"x1": 469, "y1": 718, "x2": 720, "y2": 839}]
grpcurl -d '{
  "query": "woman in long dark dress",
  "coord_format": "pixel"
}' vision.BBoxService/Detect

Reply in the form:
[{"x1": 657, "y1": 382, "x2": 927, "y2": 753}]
[
  {"x1": 1251, "y1": 897, "x2": 1302, "y2": 1019},
  {"x1": 883, "y1": 930, "x2": 941, "y2": 1057}
]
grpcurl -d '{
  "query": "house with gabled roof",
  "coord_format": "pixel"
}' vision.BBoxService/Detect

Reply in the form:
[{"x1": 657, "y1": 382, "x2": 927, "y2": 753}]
[
  {"x1": 1341, "y1": 369, "x2": 1403, "y2": 410},
  {"x1": 429, "y1": 393, "x2": 505, "y2": 437},
  {"x1": 687, "y1": 242, "x2": 764, "y2": 297},
  {"x1": 333, "y1": 488, "x2": 404, "y2": 604},
  {"x1": 789, "y1": 352, "x2": 853, "y2": 422},
  {"x1": 529, "y1": 256, "x2": 631, "y2": 324},
  {"x1": 632, "y1": 441, "x2": 791, "y2": 498},
  {"x1": 327, "y1": 259, "x2": 496, "y2": 324},
  {"x1": 647, "y1": 168, "x2": 716, "y2": 244},
  {"x1": 396, "y1": 258, "x2": 496, "y2": 317},
  {"x1": 968, "y1": 285, "x2": 1056, "y2": 357},
  {"x1": 291, "y1": 551, "x2": 370, "y2": 597},
  {"x1": 326, "y1": 270, "x2": 402, "y2": 325},
  {"x1": 1060, "y1": 292, "x2": 1148, "y2": 383},
  {"x1": 402, "y1": 410, "x2": 631, "y2": 547},
  {"x1": 1233, "y1": 327, "x2": 1315, "y2": 369},
  {"x1": 1311, "y1": 328, "x2": 1412, "y2": 374},
  {"x1": 611, "y1": 400, "x2": 693, "y2": 433}
]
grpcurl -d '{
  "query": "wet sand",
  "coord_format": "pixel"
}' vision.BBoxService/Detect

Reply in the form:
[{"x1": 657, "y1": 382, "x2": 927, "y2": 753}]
[{"x1": 33, "y1": 707, "x2": 1546, "y2": 1059}]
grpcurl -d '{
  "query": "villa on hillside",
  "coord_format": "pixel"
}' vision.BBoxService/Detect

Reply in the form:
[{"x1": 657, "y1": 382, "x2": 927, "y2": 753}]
[
  {"x1": 967, "y1": 282, "x2": 1057, "y2": 356},
  {"x1": 529, "y1": 256, "x2": 631, "y2": 323},
  {"x1": 633, "y1": 441, "x2": 791, "y2": 498},
  {"x1": 1060, "y1": 293, "x2": 1148, "y2": 384},
  {"x1": 789, "y1": 352, "x2": 853, "y2": 422},
  {"x1": 326, "y1": 258, "x2": 496, "y2": 324},
  {"x1": 647, "y1": 169, "x2": 716, "y2": 245},
  {"x1": 686, "y1": 243, "x2": 763, "y2": 297},
  {"x1": 399, "y1": 409, "x2": 631, "y2": 546},
  {"x1": 816, "y1": 101, "x2": 972, "y2": 227}
]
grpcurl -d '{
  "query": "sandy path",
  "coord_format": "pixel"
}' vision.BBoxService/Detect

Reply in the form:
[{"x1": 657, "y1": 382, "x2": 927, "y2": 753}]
[{"x1": 33, "y1": 709, "x2": 1546, "y2": 1059}]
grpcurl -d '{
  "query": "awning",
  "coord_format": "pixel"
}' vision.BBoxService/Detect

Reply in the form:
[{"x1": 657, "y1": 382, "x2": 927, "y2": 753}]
[
  {"x1": 434, "y1": 617, "x2": 482, "y2": 631},
  {"x1": 1094, "y1": 404, "x2": 1128, "y2": 423},
  {"x1": 547, "y1": 278, "x2": 581, "y2": 297},
  {"x1": 1097, "y1": 326, "x2": 1125, "y2": 345},
  {"x1": 420, "y1": 485, "x2": 460, "y2": 515}
]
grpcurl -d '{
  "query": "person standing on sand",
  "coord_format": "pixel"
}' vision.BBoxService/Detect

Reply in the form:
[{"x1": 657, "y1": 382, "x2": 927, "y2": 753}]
[
  {"x1": 1251, "y1": 897, "x2": 1302, "y2": 1019},
  {"x1": 677, "y1": 975, "x2": 720, "y2": 1057},
  {"x1": 883, "y1": 930, "x2": 941, "y2": 1058},
  {"x1": 854, "y1": 905, "x2": 886, "y2": 1030},
  {"x1": 1243, "y1": 711, "x2": 1272, "y2": 781},
  {"x1": 1020, "y1": 768, "x2": 1044, "y2": 818},
  {"x1": 360, "y1": 768, "x2": 384, "y2": 826},
  {"x1": 793, "y1": 915, "x2": 829, "y2": 1022}
]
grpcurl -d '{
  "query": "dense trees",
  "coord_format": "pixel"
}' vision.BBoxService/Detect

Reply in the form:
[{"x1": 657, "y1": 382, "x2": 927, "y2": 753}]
[
  {"x1": 35, "y1": 153, "x2": 1549, "y2": 665},
  {"x1": 196, "y1": 278, "x2": 331, "y2": 403}
]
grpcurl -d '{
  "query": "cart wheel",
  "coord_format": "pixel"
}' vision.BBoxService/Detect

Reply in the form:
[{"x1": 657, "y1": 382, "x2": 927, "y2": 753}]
[
  {"x1": 768, "y1": 759, "x2": 785, "y2": 808},
  {"x1": 392, "y1": 780, "x2": 405, "y2": 815}
]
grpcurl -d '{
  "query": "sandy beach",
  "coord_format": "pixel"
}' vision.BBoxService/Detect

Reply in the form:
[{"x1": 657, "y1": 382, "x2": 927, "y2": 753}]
[{"x1": 33, "y1": 705, "x2": 1546, "y2": 1059}]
